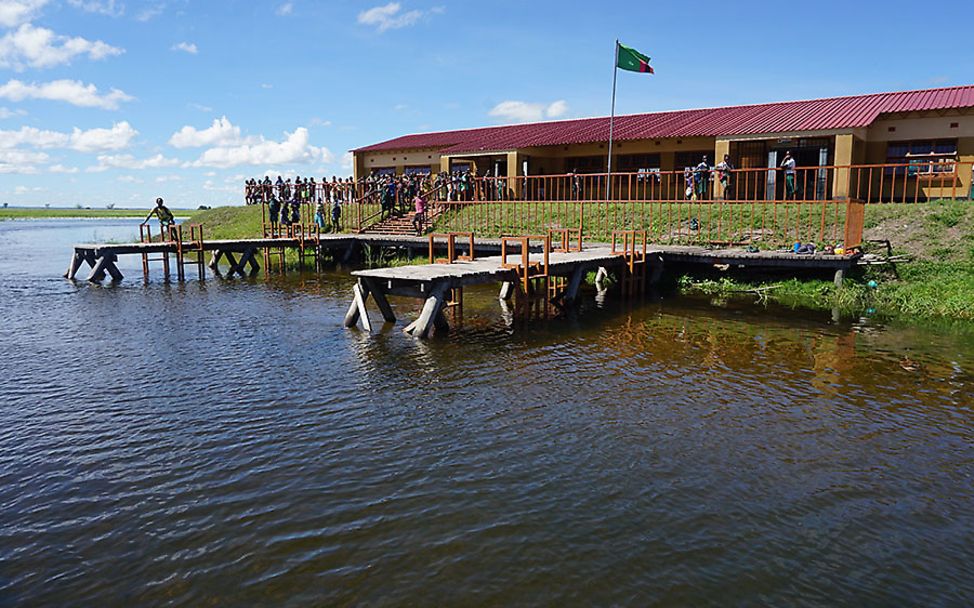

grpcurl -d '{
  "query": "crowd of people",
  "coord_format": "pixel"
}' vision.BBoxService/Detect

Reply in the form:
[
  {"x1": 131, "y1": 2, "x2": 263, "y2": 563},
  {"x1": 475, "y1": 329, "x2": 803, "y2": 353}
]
[{"x1": 244, "y1": 153, "x2": 807, "y2": 232}]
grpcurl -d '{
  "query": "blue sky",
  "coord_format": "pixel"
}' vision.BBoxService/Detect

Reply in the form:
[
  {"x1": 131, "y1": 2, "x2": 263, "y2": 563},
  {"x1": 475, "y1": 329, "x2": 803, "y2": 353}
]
[{"x1": 0, "y1": 0, "x2": 971, "y2": 208}]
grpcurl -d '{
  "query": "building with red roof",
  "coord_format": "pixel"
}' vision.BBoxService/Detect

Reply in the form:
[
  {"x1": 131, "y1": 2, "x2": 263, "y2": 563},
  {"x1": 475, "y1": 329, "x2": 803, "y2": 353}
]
[{"x1": 352, "y1": 84, "x2": 974, "y2": 200}]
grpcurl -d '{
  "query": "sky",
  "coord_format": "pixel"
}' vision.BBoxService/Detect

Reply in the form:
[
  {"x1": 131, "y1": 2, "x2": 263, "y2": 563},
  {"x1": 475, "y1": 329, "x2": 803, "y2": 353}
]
[{"x1": 0, "y1": 0, "x2": 971, "y2": 208}]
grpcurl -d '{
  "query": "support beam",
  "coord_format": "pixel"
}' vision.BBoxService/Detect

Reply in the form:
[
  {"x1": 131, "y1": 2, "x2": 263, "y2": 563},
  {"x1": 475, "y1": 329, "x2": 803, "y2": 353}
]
[
  {"x1": 103, "y1": 254, "x2": 123, "y2": 281},
  {"x1": 405, "y1": 282, "x2": 450, "y2": 339},
  {"x1": 353, "y1": 282, "x2": 372, "y2": 331},
  {"x1": 209, "y1": 249, "x2": 225, "y2": 269},
  {"x1": 86, "y1": 254, "x2": 121, "y2": 282},
  {"x1": 65, "y1": 251, "x2": 86, "y2": 279},
  {"x1": 361, "y1": 278, "x2": 396, "y2": 323},
  {"x1": 344, "y1": 283, "x2": 374, "y2": 330},
  {"x1": 499, "y1": 281, "x2": 515, "y2": 301},
  {"x1": 563, "y1": 266, "x2": 585, "y2": 303},
  {"x1": 648, "y1": 254, "x2": 664, "y2": 286},
  {"x1": 595, "y1": 266, "x2": 609, "y2": 290}
]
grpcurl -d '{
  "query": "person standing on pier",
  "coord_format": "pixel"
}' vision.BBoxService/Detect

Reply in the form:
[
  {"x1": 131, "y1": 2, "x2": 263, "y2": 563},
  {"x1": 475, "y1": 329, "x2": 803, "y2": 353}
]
[
  {"x1": 145, "y1": 198, "x2": 175, "y2": 236},
  {"x1": 331, "y1": 191, "x2": 343, "y2": 233},
  {"x1": 269, "y1": 195, "x2": 281, "y2": 233}
]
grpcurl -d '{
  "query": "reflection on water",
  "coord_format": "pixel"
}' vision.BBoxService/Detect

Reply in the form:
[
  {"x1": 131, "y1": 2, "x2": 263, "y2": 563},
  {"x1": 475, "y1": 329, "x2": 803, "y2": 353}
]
[{"x1": 1, "y1": 219, "x2": 973, "y2": 606}]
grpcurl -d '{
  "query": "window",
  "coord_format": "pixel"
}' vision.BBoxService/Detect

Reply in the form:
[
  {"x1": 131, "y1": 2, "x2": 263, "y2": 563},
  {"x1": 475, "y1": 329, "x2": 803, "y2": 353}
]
[
  {"x1": 567, "y1": 155, "x2": 604, "y2": 174},
  {"x1": 886, "y1": 139, "x2": 957, "y2": 175},
  {"x1": 675, "y1": 151, "x2": 711, "y2": 170},
  {"x1": 617, "y1": 153, "x2": 660, "y2": 172}
]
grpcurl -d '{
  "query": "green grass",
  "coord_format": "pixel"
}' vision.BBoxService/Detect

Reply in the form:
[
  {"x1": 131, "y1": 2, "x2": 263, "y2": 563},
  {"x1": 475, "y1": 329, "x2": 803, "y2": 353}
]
[
  {"x1": 0, "y1": 207, "x2": 171, "y2": 220},
  {"x1": 430, "y1": 200, "x2": 852, "y2": 247},
  {"x1": 188, "y1": 204, "x2": 382, "y2": 239},
  {"x1": 188, "y1": 205, "x2": 264, "y2": 239},
  {"x1": 678, "y1": 263, "x2": 974, "y2": 320}
]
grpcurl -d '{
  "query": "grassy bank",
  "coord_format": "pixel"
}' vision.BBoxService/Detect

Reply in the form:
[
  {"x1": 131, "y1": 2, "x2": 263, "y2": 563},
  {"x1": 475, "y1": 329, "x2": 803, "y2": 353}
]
[
  {"x1": 678, "y1": 201, "x2": 974, "y2": 320},
  {"x1": 0, "y1": 207, "x2": 168, "y2": 220},
  {"x1": 189, "y1": 202, "x2": 974, "y2": 321},
  {"x1": 678, "y1": 263, "x2": 974, "y2": 320}
]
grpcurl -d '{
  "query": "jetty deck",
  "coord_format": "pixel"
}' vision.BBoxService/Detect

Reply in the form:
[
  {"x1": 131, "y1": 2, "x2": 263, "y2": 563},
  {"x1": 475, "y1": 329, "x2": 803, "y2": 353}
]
[{"x1": 68, "y1": 232, "x2": 860, "y2": 338}]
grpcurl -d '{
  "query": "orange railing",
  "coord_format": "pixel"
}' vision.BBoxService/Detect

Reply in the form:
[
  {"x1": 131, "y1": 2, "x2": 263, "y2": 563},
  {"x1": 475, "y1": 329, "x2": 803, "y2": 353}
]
[{"x1": 241, "y1": 161, "x2": 971, "y2": 246}]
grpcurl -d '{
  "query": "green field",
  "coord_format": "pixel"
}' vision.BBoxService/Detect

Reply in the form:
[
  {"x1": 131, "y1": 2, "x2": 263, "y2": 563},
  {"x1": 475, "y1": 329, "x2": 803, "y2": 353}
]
[
  {"x1": 429, "y1": 200, "x2": 854, "y2": 248},
  {"x1": 0, "y1": 207, "x2": 193, "y2": 220}
]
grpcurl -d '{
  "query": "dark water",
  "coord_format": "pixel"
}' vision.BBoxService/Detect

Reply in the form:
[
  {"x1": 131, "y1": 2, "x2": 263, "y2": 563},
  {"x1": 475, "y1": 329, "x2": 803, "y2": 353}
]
[{"x1": 2, "y1": 219, "x2": 973, "y2": 606}]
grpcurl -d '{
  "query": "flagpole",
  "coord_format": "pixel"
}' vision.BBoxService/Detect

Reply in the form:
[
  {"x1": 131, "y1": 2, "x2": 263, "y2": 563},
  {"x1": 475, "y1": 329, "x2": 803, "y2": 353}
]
[{"x1": 606, "y1": 39, "x2": 619, "y2": 201}]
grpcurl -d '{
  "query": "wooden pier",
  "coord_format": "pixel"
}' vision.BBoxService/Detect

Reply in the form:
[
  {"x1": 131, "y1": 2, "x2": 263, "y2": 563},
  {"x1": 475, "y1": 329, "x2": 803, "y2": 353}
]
[{"x1": 67, "y1": 230, "x2": 859, "y2": 339}]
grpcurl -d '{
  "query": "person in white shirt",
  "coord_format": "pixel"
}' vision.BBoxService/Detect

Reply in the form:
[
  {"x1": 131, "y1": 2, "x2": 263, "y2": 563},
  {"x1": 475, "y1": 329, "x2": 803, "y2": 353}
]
[{"x1": 780, "y1": 151, "x2": 797, "y2": 200}]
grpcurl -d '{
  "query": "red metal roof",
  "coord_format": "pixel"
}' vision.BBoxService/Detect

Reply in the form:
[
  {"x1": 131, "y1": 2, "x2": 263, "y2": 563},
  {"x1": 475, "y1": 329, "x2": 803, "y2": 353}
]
[{"x1": 355, "y1": 85, "x2": 974, "y2": 155}]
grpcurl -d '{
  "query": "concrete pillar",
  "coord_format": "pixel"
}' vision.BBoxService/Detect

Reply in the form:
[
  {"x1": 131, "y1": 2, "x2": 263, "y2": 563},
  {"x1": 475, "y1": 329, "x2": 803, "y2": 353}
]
[
  {"x1": 439, "y1": 155, "x2": 450, "y2": 175},
  {"x1": 832, "y1": 133, "x2": 855, "y2": 200},
  {"x1": 506, "y1": 150, "x2": 521, "y2": 199},
  {"x1": 714, "y1": 139, "x2": 731, "y2": 199},
  {"x1": 714, "y1": 139, "x2": 731, "y2": 163}
]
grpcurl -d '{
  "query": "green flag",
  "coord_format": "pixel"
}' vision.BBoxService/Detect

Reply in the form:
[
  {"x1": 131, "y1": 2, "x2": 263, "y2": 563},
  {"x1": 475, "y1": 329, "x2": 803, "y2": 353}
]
[{"x1": 617, "y1": 43, "x2": 654, "y2": 74}]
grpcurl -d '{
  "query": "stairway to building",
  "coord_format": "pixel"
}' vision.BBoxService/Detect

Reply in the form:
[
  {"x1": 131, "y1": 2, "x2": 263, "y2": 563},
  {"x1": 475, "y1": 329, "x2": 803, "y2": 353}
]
[{"x1": 360, "y1": 206, "x2": 445, "y2": 236}]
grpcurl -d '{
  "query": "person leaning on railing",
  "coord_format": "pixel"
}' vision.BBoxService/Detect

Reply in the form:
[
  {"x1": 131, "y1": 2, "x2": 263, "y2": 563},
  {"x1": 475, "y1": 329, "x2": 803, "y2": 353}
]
[
  {"x1": 716, "y1": 154, "x2": 734, "y2": 200},
  {"x1": 145, "y1": 197, "x2": 175, "y2": 230}
]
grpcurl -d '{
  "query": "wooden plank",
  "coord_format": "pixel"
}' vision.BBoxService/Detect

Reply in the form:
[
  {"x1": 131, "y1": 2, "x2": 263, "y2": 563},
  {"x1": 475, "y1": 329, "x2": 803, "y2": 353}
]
[{"x1": 361, "y1": 278, "x2": 396, "y2": 323}]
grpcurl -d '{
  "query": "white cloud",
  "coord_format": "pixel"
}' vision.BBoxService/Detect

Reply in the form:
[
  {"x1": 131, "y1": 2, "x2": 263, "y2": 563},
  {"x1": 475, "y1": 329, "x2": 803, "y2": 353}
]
[
  {"x1": 67, "y1": 0, "x2": 123, "y2": 17},
  {"x1": 48, "y1": 163, "x2": 78, "y2": 173},
  {"x1": 87, "y1": 153, "x2": 180, "y2": 172},
  {"x1": 188, "y1": 102, "x2": 212, "y2": 112},
  {"x1": 0, "y1": 121, "x2": 137, "y2": 152},
  {"x1": 191, "y1": 127, "x2": 332, "y2": 169},
  {"x1": 155, "y1": 174, "x2": 180, "y2": 182},
  {"x1": 0, "y1": 79, "x2": 133, "y2": 109},
  {"x1": 135, "y1": 3, "x2": 164, "y2": 21},
  {"x1": 68, "y1": 121, "x2": 137, "y2": 152},
  {"x1": 0, "y1": 106, "x2": 26, "y2": 118},
  {"x1": 259, "y1": 83, "x2": 273, "y2": 89},
  {"x1": 0, "y1": 147, "x2": 47, "y2": 173},
  {"x1": 0, "y1": 0, "x2": 49, "y2": 27},
  {"x1": 310, "y1": 117, "x2": 331, "y2": 127},
  {"x1": 117, "y1": 175, "x2": 142, "y2": 183},
  {"x1": 357, "y1": 2, "x2": 428, "y2": 33},
  {"x1": 169, "y1": 116, "x2": 244, "y2": 148},
  {"x1": 171, "y1": 41, "x2": 197, "y2": 54},
  {"x1": 0, "y1": 23, "x2": 123, "y2": 71},
  {"x1": 488, "y1": 99, "x2": 569, "y2": 123},
  {"x1": 275, "y1": 2, "x2": 292, "y2": 16}
]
